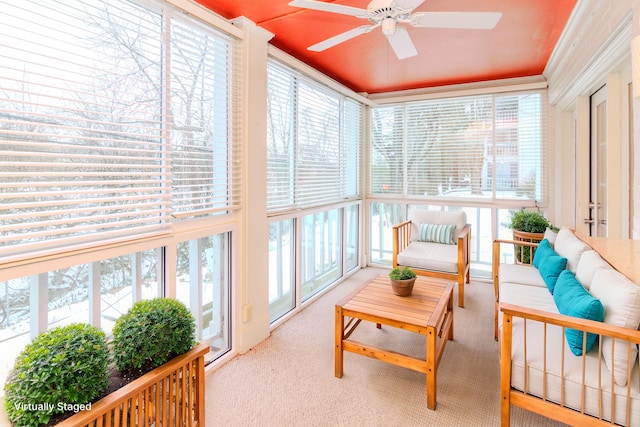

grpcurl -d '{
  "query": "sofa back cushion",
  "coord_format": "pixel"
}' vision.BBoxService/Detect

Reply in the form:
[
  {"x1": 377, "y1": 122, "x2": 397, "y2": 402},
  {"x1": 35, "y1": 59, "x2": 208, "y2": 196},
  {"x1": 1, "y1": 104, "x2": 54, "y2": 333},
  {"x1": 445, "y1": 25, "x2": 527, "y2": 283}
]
[
  {"x1": 543, "y1": 228, "x2": 558, "y2": 246},
  {"x1": 589, "y1": 268, "x2": 640, "y2": 386},
  {"x1": 554, "y1": 228, "x2": 591, "y2": 273},
  {"x1": 553, "y1": 270, "x2": 604, "y2": 356},
  {"x1": 575, "y1": 250, "x2": 612, "y2": 290},
  {"x1": 409, "y1": 209, "x2": 467, "y2": 242}
]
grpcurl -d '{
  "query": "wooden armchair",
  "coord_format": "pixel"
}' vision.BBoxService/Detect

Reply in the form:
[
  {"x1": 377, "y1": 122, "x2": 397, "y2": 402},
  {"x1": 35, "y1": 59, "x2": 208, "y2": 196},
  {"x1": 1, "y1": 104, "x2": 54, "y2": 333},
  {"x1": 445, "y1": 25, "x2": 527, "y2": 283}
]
[{"x1": 392, "y1": 209, "x2": 471, "y2": 307}]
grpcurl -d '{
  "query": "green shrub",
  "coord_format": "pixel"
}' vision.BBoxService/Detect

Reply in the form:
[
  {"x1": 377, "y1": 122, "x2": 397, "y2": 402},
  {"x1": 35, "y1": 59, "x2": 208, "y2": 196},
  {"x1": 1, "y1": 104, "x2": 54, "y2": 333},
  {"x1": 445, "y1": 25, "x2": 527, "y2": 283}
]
[
  {"x1": 3, "y1": 323, "x2": 109, "y2": 427},
  {"x1": 507, "y1": 209, "x2": 555, "y2": 233},
  {"x1": 112, "y1": 298, "x2": 196, "y2": 372},
  {"x1": 389, "y1": 266, "x2": 417, "y2": 280}
]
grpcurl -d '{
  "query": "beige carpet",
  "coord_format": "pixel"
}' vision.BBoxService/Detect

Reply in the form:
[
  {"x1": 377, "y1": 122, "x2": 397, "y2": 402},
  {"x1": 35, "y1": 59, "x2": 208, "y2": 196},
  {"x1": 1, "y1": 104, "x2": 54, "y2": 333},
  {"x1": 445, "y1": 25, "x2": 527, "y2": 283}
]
[{"x1": 205, "y1": 268, "x2": 567, "y2": 426}]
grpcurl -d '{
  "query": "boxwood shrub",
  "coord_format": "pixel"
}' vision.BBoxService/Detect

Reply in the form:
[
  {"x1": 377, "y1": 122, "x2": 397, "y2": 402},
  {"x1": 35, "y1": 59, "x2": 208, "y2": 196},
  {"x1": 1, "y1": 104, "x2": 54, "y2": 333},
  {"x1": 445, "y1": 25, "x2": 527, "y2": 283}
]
[
  {"x1": 112, "y1": 297, "x2": 196, "y2": 372},
  {"x1": 3, "y1": 323, "x2": 109, "y2": 427}
]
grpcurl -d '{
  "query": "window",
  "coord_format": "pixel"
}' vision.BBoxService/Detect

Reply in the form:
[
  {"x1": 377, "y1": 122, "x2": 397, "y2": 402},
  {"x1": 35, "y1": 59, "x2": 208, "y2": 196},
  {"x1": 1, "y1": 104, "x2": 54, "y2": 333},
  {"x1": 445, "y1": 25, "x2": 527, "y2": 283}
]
[
  {"x1": 0, "y1": 248, "x2": 162, "y2": 391},
  {"x1": 0, "y1": 0, "x2": 239, "y2": 391},
  {"x1": 268, "y1": 219, "x2": 295, "y2": 322},
  {"x1": 369, "y1": 202, "x2": 403, "y2": 264},
  {"x1": 176, "y1": 233, "x2": 231, "y2": 361},
  {"x1": 301, "y1": 209, "x2": 342, "y2": 301},
  {"x1": 266, "y1": 59, "x2": 363, "y2": 321},
  {"x1": 266, "y1": 60, "x2": 362, "y2": 212},
  {"x1": 0, "y1": 0, "x2": 240, "y2": 265},
  {"x1": 370, "y1": 91, "x2": 547, "y2": 202}
]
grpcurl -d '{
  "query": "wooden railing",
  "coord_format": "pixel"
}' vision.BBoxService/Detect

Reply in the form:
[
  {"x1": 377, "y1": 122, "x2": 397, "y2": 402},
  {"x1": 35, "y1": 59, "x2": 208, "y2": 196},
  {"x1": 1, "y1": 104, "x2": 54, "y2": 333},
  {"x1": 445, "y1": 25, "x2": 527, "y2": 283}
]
[{"x1": 57, "y1": 343, "x2": 209, "y2": 427}]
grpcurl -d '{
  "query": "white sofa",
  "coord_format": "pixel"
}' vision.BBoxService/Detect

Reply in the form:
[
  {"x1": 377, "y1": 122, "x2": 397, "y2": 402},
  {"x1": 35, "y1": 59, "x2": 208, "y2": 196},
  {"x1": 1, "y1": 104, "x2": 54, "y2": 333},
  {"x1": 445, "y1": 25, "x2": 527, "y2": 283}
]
[
  {"x1": 392, "y1": 209, "x2": 470, "y2": 307},
  {"x1": 493, "y1": 228, "x2": 640, "y2": 426}
]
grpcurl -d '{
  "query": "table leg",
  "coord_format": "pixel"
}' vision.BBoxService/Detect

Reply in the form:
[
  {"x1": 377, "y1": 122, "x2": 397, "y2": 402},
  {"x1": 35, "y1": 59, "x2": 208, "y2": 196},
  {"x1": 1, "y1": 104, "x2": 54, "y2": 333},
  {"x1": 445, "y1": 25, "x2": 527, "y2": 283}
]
[
  {"x1": 426, "y1": 327, "x2": 437, "y2": 410},
  {"x1": 448, "y1": 290, "x2": 454, "y2": 340},
  {"x1": 335, "y1": 305, "x2": 344, "y2": 378}
]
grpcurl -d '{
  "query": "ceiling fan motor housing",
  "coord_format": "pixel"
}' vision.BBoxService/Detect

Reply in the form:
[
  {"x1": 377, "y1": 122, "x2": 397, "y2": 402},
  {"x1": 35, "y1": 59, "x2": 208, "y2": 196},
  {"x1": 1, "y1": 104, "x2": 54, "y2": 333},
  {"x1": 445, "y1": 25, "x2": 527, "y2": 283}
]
[
  {"x1": 367, "y1": 0, "x2": 395, "y2": 13},
  {"x1": 367, "y1": 0, "x2": 412, "y2": 25}
]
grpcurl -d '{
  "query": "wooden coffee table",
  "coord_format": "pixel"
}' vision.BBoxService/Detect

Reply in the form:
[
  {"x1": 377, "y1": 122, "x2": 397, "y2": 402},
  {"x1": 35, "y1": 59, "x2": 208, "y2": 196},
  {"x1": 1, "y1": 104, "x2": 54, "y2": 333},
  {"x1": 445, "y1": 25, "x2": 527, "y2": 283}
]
[{"x1": 334, "y1": 274, "x2": 454, "y2": 410}]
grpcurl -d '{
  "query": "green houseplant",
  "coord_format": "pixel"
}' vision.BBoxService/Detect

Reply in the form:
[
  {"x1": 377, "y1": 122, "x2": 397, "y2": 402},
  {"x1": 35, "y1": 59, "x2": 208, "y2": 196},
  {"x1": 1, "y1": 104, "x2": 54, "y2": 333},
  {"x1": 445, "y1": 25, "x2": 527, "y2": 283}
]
[
  {"x1": 111, "y1": 297, "x2": 196, "y2": 373},
  {"x1": 389, "y1": 266, "x2": 417, "y2": 297},
  {"x1": 3, "y1": 323, "x2": 109, "y2": 427},
  {"x1": 506, "y1": 209, "x2": 556, "y2": 264},
  {"x1": 3, "y1": 298, "x2": 206, "y2": 427},
  {"x1": 58, "y1": 298, "x2": 205, "y2": 427}
]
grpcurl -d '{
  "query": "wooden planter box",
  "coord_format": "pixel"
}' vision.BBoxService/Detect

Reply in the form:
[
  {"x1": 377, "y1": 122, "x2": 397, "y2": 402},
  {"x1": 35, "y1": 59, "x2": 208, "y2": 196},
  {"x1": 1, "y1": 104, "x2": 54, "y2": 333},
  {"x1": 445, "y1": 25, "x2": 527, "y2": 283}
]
[
  {"x1": 512, "y1": 229, "x2": 544, "y2": 265},
  {"x1": 56, "y1": 343, "x2": 209, "y2": 427}
]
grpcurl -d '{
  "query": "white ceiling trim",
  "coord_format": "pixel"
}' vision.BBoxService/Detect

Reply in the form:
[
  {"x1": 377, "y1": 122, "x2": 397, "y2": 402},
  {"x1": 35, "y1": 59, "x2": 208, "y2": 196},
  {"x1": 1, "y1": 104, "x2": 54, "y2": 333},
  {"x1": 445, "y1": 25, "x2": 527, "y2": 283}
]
[
  {"x1": 368, "y1": 75, "x2": 548, "y2": 105},
  {"x1": 545, "y1": 0, "x2": 633, "y2": 109}
]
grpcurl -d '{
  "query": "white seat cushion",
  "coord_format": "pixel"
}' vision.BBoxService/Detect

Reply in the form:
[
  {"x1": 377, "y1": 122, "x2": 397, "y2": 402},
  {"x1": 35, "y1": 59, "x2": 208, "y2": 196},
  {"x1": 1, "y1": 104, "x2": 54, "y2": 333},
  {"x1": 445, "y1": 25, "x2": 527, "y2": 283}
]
[
  {"x1": 499, "y1": 264, "x2": 546, "y2": 288},
  {"x1": 396, "y1": 241, "x2": 458, "y2": 274},
  {"x1": 499, "y1": 282, "x2": 556, "y2": 328},
  {"x1": 509, "y1": 318, "x2": 640, "y2": 423}
]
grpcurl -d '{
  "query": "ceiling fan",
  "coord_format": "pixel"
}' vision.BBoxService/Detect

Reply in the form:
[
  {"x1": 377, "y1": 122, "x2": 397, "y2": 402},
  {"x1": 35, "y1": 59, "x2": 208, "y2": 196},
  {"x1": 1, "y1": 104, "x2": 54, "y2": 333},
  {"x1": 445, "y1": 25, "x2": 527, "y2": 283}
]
[{"x1": 288, "y1": 0, "x2": 502, "y2": 60}]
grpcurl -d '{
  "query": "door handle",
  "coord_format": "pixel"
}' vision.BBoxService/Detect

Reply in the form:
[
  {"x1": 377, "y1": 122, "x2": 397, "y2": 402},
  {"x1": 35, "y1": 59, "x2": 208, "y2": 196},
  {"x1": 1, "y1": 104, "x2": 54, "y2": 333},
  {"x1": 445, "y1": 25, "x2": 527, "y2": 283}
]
[
  {"x1": 599, "y1": 219, "x2": 607, "y2": 225},
  {"x1": 583, "y1": 218, "x2": 594, "y2": 224}
]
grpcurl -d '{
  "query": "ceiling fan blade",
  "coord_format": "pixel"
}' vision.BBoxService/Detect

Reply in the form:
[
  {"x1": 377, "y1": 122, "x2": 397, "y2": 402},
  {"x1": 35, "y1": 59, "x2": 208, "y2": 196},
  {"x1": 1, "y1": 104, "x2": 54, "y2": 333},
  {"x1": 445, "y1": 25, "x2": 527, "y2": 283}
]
[
  {"x1": 386, "y1": 27, "x2": 417, "y2": 60},
  {"x1": 395, "y1": 0, "x2": 426, "y2": 12},
  {"x1": 308, "y1": 25, "x2": 374, "y2": 52},
  {"x1": 410, "y1": 11, "x2": 502, "y2": 30},
  {"x1": 288, "y1": 0, "x2": 367, "y2": 18}
]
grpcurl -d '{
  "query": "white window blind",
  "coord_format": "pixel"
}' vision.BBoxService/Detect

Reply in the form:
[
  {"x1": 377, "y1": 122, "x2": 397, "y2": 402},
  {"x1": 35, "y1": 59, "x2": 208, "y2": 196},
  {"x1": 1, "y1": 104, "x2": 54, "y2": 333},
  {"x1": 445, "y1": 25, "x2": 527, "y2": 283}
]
[
  {"x1": 370, "y1": 105, "x2": 405, "y2": 195},
  {"x1": 170, "y1": 16, "x2": 241, "y2": 218},
  {"x1": 267, "y1": 60, "x2": 362, "y2": 213},
  {"x1": 370, "y1": 91, "x2": 547, "y2": 202},
  {"x1": 0, "y1": 0, "x2": 240, "y2": 263}
]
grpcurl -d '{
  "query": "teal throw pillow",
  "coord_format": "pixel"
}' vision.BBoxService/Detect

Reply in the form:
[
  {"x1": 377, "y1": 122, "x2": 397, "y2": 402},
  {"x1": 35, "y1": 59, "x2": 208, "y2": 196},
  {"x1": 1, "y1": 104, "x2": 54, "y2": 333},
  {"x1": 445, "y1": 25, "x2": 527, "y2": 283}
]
[
  {"x1": 538, "y1": 253, "x2": 567, "y2": 294},
  {"x1": 417, "y1": 223, "x2": 456, "y2": 245},
  {"x1": 532, "y1": 238, "x2": 553, "y2": 269},
  {"x1": 553, "y1": 270, "x2": 605, "y2": 356}
]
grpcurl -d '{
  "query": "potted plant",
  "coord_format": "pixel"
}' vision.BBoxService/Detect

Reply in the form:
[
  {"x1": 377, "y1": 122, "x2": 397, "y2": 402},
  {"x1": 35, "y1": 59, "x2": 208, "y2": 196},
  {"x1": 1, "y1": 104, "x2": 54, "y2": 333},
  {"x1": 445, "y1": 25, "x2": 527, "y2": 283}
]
[
  {"x1": 506, "y1": 209, "x2": 556, "y2": 264},
  {"x1": 389, "y1": 266, "x2": 417, "y2": 297}
]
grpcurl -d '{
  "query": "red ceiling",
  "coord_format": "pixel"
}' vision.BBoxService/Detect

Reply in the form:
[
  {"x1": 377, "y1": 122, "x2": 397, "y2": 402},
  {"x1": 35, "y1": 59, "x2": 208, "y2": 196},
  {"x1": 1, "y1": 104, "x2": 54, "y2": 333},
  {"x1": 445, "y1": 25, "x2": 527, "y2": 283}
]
[{"x1": 196, "y1": 0, "x2": 577, "y2": 95}]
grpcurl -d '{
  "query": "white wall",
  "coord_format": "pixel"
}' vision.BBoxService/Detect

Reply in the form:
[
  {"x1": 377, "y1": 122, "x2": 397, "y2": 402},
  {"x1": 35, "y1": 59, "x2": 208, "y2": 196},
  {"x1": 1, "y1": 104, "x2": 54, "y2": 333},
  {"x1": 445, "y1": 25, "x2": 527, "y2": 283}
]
[{"x1": 544, "y1": 0, "x2": 638, "y2": 238}]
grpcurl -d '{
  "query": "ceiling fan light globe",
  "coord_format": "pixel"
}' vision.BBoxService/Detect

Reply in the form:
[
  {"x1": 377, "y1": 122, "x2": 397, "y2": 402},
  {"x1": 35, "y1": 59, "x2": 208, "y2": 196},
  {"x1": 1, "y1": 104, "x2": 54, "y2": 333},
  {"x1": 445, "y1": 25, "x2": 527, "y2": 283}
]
[{"x1": 382, "y1": 18, "x2": 396, "y2": 35}]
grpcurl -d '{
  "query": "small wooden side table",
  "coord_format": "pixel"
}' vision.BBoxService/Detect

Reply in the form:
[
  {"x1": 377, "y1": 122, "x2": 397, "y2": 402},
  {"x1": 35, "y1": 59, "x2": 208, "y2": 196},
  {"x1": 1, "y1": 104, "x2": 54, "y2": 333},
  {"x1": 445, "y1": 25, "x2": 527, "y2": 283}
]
[{"x1": 335, "y1": 274, "x2": 454, "y2": 409}]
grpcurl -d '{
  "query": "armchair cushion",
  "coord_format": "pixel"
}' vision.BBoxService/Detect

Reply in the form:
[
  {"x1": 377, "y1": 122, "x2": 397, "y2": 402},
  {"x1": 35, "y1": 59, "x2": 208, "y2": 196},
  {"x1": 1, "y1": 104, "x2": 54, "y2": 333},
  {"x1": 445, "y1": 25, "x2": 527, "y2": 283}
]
[
  {"x1": 396, "y1": 241, "x2": 458, "y2": 274},
  {"x1": 417, "y1": 223, "x2": 456, "y2": 244},
  {"x1": 408, "y1": 210, "x2": 467, "y2": 242}
]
